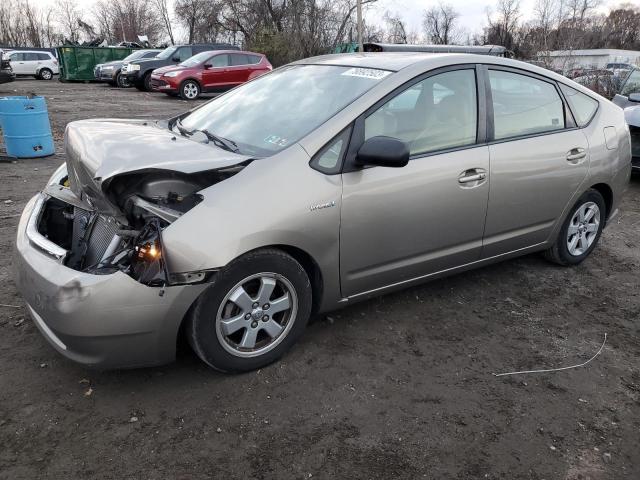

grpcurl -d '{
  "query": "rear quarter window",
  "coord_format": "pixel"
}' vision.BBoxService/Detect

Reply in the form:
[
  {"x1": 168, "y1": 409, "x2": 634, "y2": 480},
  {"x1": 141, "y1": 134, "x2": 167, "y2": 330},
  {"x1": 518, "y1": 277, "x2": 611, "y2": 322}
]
[
  {"x1": 248, "y1": 55, "x2": 262, "y2": 64},
  {"x1": 560, "y1": 84, "x2": 598, "y2": 127}
]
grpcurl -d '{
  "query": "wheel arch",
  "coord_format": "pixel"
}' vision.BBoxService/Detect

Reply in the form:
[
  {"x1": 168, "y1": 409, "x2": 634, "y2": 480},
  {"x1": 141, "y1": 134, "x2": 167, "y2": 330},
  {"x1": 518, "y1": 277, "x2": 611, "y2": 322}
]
[
  {"x1": 181, "y1": 77, "x2": 202, "y2": 89},
  {"x1": 175, "y1": 243, "x2": 325, "y2": 351},
  {"x1": 589, "y1": 182, "x2": 613, "y2": 221}
]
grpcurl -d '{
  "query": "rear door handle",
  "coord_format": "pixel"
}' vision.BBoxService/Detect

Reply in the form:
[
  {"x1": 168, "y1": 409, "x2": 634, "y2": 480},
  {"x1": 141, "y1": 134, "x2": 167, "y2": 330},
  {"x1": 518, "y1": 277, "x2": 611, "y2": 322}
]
[
  {"x1": 458, "y1": 169, "x2": 487, "y2": 184},
  {"x1": 567, "y1": 147, "x2": 586, "y2": 162}
]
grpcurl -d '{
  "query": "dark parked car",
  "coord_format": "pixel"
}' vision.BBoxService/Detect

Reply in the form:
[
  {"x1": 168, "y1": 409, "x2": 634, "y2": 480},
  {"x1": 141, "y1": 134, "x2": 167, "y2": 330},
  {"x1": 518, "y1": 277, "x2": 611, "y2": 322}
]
[
  {"x1": 151, "y1": 50, "x2": 272, "y2": 99},
  {"x1": 94, "y1": 49, "x2": 161, "y2": 87},
  {"x1": 0, "y1": 56, "x2": 15, "y2": 84},
  {"x1": 613, "y1": 68, "x2": 640, "y2": 171},
  {"x1": 120, "y1": 44, "x2": 239, "y2": 91}
]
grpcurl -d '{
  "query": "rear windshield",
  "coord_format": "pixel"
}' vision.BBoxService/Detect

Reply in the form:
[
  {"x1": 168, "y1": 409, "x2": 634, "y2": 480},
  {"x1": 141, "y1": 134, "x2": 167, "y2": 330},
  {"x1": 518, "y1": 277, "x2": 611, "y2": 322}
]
[{"x1": 179, "y1": 65, "x2": 392, "y2": 156}]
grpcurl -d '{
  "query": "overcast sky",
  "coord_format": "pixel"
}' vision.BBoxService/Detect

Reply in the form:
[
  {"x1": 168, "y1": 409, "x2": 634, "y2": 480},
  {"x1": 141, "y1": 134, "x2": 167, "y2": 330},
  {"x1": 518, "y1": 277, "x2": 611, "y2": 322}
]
[{"x1": 41, "y1": 0, "x2": 622, "y2": 40}]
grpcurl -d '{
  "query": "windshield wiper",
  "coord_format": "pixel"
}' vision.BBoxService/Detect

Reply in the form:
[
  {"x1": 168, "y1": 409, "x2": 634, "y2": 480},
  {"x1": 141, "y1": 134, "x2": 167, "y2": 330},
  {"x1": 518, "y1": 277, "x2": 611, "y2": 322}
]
[
  {"x1": 191, "y1": 129, "x2": 240, "y2": 153},
  {"x1": 174, "y1": 118, "x2": 191, "y2": 137},
  {"x1": 173, "y1": 119, "x2": 239, "y2": 153}
]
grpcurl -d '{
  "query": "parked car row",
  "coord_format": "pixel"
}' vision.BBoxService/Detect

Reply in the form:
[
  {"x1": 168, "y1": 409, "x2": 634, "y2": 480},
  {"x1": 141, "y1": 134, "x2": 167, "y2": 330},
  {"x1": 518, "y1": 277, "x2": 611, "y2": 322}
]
[
  {"x1": 93, "y1": 43, "x2": 272, "y2": 99},
  {"x1": 0, "y1": 50, "x2": 58, "y2": 80}
]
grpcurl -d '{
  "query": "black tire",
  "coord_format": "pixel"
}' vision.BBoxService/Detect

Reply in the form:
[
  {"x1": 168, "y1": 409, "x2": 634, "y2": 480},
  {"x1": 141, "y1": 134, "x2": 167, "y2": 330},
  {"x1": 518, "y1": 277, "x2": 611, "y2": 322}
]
[
  {"x1": 39, "y1": 68, "x2": 53, "y2": 80},
  {"x1": 116, "y1": 72, "x2": 129, "y2": 88},
  {"x1": 187, "y1": 249, "x2": 313, "y2": 373},
  {"x1": 179, "y1": 79, "x2": 200, "y2": 100},
  {"x1": 143, "y1": 72, "x2": 152, "y2": 91},
  {"x1": 544, "y1": 189, "x2": 606, "y2": 266},
  {"x1": 134, "y1": 74, "x2": 150, "y2": 91}
]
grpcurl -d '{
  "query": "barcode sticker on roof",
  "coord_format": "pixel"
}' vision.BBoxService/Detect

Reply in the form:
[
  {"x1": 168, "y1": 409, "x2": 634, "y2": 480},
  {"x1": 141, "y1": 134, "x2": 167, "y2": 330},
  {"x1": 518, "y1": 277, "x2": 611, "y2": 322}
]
[{"x1": 341, "y1": 68, "x2": 391, "y2": 80}]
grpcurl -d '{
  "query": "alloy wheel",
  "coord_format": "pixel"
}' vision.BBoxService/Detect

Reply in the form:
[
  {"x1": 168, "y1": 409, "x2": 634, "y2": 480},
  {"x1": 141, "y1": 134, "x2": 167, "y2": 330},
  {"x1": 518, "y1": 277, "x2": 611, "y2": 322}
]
[
  {"x1": 215, "y1": 273, "x2": 298, "y2": 358},
  {"x1": 183, "y1": 82, "x2": 199, "y2": 99},
  {"x1": 41, "y1": 69, "x2": 52, "y2": 80},
  {"x1": 566, "y1": 201, "x2": 600, "y2": 256}
]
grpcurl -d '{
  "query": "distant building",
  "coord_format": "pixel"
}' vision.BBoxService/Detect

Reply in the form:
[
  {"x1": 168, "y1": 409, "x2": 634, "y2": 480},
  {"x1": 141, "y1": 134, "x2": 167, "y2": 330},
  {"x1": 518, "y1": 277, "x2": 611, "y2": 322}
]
[{"x1": 538, "y1": 49, "x2": 640, "y2": 72}]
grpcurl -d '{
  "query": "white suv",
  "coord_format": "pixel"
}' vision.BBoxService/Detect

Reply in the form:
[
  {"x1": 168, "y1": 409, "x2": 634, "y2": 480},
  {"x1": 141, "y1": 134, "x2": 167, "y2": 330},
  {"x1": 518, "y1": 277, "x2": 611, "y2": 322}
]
[{"x1": 4, "y1": 50, "x2": 59, "y2": 80}]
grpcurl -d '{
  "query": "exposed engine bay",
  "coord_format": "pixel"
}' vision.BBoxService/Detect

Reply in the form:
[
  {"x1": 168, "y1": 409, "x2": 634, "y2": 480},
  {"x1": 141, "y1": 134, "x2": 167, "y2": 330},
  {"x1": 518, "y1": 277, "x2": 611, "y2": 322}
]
[{"x1": 37, "y1": 166, "x2": 243, "y2": 286}]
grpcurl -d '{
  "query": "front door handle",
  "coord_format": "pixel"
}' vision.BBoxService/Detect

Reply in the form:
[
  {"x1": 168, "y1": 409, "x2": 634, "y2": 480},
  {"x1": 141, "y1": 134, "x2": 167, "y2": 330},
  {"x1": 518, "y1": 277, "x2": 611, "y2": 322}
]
[
  {"x1": 567, "y1": 147, "x2": 586, "y2": 162},
  {"x1": 458, "y1": 169, "x2": 487, "y2": 184}
]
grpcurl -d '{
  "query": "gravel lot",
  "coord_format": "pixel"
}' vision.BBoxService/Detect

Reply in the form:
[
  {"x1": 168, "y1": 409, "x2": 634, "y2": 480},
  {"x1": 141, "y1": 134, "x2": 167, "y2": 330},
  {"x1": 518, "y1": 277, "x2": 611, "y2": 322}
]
[{"x1": 0, "y1": 78, "x2": 639, "y2": 480}]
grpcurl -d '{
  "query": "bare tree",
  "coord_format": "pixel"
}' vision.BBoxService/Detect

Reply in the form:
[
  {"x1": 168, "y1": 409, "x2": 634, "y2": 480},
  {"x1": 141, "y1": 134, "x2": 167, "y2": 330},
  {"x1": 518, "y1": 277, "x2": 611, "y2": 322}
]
[
  {"x1": 383, "y1": 11, "x2": 408, "y2": 44},
  {"x1": 56, "y1": 0, "x2": 84, "y2": 43},
  {"x1": 423, "y1": 3, "x2": 460, "y2": 45},
  {"x1": 154, "y1": 0, "x2": 175, "y2": 44},
  {"x1": 485, "y1": 0, "x2": 521, "y2": 51}
]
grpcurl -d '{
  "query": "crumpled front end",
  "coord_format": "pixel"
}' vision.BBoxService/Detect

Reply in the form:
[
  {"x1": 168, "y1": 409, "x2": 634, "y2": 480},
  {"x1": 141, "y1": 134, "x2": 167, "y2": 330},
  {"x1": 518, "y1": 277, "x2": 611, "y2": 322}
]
[
  {"x1": 14, "y1": 194, "x2": 208, "y2": 368},
  {"x1": 13, "y1": 119, "x2": 250, "y2": 368}
]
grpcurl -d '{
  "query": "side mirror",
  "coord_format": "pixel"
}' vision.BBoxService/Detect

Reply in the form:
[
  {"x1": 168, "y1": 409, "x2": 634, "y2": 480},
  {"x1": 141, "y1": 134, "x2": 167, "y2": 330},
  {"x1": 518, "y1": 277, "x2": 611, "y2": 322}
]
[
  {"x1": 203, "y1": 63, "x2": 212, "y2": 69},
  {"x1": 629, "y1": 93, "x2": 640, "y2": 103},
  {"x1": 172, "y1": 56, "x2": 180, "y2": 62},
  {"x1": 356, "y1": 136, "x2": 409, "y2": 168}
]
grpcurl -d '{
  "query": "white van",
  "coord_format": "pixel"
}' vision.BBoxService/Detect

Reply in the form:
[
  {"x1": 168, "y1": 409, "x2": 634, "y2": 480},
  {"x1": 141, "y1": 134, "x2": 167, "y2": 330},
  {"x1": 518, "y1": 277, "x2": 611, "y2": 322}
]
[{"x1": 4, "y1": 50, "x2": 59, "y2": 80}]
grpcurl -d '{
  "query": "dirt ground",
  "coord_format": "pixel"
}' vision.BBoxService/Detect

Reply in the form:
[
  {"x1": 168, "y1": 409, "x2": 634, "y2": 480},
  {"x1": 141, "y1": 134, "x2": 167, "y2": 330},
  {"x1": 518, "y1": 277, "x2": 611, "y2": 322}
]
[{"x1": 0, "y1": 78, "x2": 638, "y2": 480}]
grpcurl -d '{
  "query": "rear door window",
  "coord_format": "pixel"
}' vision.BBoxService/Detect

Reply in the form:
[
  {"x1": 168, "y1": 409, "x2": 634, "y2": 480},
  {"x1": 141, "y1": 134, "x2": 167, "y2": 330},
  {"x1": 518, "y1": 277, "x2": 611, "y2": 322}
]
[
  {"x1": 230, "y1": 54, "x2": 249, "y2": 66},
  {"x1": 489, "y1": 70, "x2": 565, "y2": 140},
  {"x1": 248, "y1": 55, "x2": 262, "y2": 64},
  {"x1": 24, "y1": 53, "x2": 38, "y2": 61}
]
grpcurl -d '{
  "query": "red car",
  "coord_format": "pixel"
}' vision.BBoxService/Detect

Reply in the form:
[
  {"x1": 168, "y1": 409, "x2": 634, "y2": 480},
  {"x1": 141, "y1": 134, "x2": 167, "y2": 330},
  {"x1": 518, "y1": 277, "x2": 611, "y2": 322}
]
[{"x1": 151, "y1": 50, "x2": 272, "y2": 100}]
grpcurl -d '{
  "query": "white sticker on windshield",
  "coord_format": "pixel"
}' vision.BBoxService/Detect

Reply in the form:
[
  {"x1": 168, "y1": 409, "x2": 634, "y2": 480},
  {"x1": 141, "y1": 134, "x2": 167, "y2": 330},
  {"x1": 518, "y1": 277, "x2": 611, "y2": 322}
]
[
  {"x1": 341, "y1": 68, "x2": 391, "y2": 80},
  {"x1": 264, "y1": 135, "x2": 289, "y2": 147}
]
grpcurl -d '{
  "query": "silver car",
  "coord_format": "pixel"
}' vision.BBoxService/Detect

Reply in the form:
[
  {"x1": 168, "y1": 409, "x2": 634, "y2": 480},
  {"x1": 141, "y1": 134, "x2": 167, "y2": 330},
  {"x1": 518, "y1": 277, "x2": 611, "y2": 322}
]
[{"x1": 15, "y1": 53, "x2": 631, "y2": 372}]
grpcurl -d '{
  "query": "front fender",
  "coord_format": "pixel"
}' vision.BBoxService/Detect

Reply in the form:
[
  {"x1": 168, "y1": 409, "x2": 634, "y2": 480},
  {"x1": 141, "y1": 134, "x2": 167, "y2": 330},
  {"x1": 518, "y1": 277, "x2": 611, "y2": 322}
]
[{"x1": 161, "y1": 144, "x2": 344, "y2": 311}]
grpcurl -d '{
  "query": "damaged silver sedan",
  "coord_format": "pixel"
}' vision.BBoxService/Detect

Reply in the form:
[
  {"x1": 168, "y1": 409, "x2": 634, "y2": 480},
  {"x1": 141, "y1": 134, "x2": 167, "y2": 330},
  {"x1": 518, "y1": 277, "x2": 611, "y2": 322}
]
[{"x1": 15, "y1": 53, "x2": 631, "y2": 372}]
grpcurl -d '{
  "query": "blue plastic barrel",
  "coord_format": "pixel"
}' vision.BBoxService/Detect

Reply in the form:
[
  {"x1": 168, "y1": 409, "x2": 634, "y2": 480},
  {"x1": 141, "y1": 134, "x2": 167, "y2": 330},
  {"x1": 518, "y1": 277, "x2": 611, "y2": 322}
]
[{"x1": 0, "y1": 96, "x2": 55, "y2": 158}]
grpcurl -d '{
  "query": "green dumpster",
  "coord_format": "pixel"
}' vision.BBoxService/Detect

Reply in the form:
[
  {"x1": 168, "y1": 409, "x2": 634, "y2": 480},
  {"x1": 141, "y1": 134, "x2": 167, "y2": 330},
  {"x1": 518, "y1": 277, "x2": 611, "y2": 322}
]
[{"x1": 56, "y1": 46, "x2": 136, "y2": 82}]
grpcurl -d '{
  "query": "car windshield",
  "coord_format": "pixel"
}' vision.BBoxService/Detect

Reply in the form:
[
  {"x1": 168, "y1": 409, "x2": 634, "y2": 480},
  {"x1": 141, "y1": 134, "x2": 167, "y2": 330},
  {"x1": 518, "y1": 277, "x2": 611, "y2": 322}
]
[
  {"x1": 124, "y1": 50, "x2": 152, "y2": 62},
  {"x1": 180, "y1": 52, "x2": 210, "y2": 67},
  {"x1": 156, "y1": 46, "x2": 178, "y2": 60},
  {"x1": 621, "y1": 69, "x2": 640, "y2": 97},
  {"x1": 178, "y1": 64, "x2": 392, "y2": 156}
]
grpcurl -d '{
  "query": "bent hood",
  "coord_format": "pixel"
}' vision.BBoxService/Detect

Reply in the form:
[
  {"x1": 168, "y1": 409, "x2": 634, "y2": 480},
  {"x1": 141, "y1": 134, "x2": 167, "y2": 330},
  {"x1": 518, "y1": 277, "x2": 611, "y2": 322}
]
[{"x1": 65, "y1": 119, "x2": 251, "y2": 214}]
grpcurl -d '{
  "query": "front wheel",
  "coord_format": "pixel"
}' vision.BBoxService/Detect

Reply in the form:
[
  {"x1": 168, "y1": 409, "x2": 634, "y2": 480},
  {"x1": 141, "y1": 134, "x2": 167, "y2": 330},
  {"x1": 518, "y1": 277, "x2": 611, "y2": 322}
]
[
  {"x1": 116, "y1": 73, "x2": 129, "y2": 87},
  {"x1": 179, "y1": 80, "x2": 200, "y2": 100},
  {"x1": 187, "y1": 249, "x2": 312, "y2": 372},
  {"x1": 544, "y1": 189, "x2": 606, "y2": 265}
]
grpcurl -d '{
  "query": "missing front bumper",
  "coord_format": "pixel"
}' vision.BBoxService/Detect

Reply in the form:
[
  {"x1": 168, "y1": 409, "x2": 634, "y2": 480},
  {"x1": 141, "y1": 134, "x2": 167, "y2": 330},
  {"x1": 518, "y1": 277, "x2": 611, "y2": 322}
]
[{"x1": 15, "y1": 194, "x2": 208, "y2": 368}]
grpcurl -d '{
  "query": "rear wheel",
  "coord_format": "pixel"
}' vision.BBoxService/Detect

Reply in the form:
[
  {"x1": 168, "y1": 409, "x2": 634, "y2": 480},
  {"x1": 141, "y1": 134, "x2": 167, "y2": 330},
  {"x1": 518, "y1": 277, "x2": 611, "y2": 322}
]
[
  {"x1": 179, "y1": 80, "x2": 200, "y2": 100},
  {"x1": 544, "y1": 189, "x2": 606, "y2": 265},
  {"x1": 143, "y1": 72, "x2": 152, "y2": 91},
  {"x1": 187, "y1": 249, "x2": 312, "y2": 372},
  {"x1": 39, "y1": 68, "x2": 53, "y2": 80}
]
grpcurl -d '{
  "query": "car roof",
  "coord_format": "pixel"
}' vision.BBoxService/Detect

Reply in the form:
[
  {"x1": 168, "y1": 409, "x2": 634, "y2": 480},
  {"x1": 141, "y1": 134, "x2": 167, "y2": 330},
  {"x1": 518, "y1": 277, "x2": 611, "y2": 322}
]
[
  {"x1": 8, "y1": 50, "x2": 52, "y2": 55},
  {"x1": 297, "y1": 52, "x2": 581, "y2": 80},
  {"x1": 197, "y1": 50, "x2": 263, "y2": 57}
]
